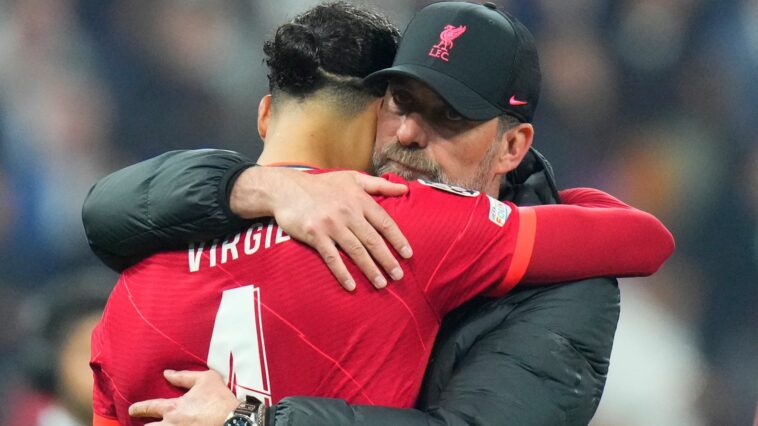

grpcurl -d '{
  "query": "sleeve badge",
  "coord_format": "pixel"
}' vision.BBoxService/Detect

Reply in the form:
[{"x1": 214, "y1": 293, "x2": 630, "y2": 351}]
[{"x1": 487, "y1": 196, "x2": 512, "y2": 227}]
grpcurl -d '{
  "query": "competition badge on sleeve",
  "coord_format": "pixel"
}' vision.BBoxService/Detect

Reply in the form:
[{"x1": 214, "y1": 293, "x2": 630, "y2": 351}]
[{"x1": 487, "y1": 196, "x2": 511, "y2": 227}]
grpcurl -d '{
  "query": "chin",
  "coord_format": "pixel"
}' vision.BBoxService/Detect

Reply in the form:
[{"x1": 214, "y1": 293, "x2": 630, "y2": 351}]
[
  {"x1": 393, "y1": 169, "x2": 420, "y2": 180},
  {"x1": 377, "y1": 165, "x2": 421, "y2": 181}
]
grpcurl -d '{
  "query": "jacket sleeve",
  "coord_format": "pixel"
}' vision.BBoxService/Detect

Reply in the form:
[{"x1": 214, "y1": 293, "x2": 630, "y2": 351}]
[
  {"x1": 417, "y1": 278, "x2": 620, "y2": 425},
  {"x1": 81, "y1": 149, "x2": 255, "y2": 271}
]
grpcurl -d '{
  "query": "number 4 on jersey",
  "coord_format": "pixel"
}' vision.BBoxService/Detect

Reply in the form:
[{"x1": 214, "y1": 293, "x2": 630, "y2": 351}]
[{"x1": 207, "y1": 285, "x2": 272, "y2": 404}]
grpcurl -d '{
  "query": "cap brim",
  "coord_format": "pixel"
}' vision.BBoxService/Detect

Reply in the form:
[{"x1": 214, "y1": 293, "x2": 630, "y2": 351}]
[{"x1": 365, "y1": 64, "x2": 503, "y2": 121}]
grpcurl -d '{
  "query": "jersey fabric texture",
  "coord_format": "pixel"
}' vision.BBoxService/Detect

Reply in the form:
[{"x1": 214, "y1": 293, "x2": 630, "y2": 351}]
[
  {"x1": 91, "y1": 174, "x2": 533, "y2": 424},
  {"x1": 84, "y1": 148, "x2": 621, "y2": 426}
]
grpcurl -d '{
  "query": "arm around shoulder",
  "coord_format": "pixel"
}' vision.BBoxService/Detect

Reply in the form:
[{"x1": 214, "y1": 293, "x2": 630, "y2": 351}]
[{"x1": 82, "y1": 149, "x2": 254, "y2": 271}]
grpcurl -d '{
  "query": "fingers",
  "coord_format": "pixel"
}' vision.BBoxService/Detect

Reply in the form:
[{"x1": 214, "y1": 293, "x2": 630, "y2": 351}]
[
  {"x1": 352, "y1": 173, "x2": 413, "y2": 260},
  {"x1": 162, "y1": 369, "x2": 201, "y2": 389},
  {"x1": 363, "y1": 198, "x2": 412, "y2": 260},
  {"x1": 129, "y1": 398, "x2": 175, "y2": 418},
  {"x1": 272, "y1": 171, "x2": 413, "y2": 291},
  {"x1": 347, "y1": 217, "x2": 403, "y2": 284},
  {"x1": 332, "y1": 226, "x2": 388, "y2": 289},
  {"x1": 315, "y1": 213, "x2": 404, "y2": 290},
  {"x1": 356, "y1": 173, "x2": 409, "y2": 197},
  {"x1": 314, "y1": 237, "x2": 356, "y2": 291},
  {"x1": 314, "y1": 183, "x2": 411, "y2": 290}
]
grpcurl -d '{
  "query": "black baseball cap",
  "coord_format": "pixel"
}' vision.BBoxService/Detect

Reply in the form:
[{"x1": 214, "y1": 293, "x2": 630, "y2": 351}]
[{"x1": 365, "y1": 2, "x2": 541, "y2": 123}]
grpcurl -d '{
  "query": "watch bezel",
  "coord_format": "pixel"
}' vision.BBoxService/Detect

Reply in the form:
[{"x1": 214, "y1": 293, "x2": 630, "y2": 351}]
[
  {"x1": 224, "y1": 397, "x2": 264, "y2": 426},
  {"x1": 223, "y1": 413, "x2": 257, "y2": 426}
]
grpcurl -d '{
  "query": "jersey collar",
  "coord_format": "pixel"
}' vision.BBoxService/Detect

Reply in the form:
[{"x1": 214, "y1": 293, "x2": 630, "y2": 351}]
[{"x1": 262, "y1": 162, "x2": 317, "y2": 171}]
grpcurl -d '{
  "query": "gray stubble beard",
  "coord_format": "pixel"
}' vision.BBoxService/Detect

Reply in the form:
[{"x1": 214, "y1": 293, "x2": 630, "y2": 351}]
[{"x1": 372, "y1": 138, "x2": 501, "y2": 193}]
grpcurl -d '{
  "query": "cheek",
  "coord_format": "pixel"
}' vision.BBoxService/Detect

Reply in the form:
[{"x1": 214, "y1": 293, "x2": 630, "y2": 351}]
[
  {"x1": 458, "y1": 130, "x2": 497, "y2": 164},
  {"x1": 433, "y1": 140, "x2": 483, "y2": 179},
  {"x1": 426, "y1": 145, "x2": 459, "y2": 175},
  {"x1": 375, "y1": 113, "x2": 400, "y2": 151}
]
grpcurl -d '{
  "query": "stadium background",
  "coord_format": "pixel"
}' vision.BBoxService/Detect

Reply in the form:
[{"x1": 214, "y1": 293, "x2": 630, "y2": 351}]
[{"x1": 0, "y1": 0, "x2": 755, "y2": 424}]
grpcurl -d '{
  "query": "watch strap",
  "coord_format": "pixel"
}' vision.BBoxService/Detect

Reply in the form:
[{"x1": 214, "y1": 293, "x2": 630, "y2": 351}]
[{"x1": 236, "y1": 401, "x2": 259, "y2": 417}]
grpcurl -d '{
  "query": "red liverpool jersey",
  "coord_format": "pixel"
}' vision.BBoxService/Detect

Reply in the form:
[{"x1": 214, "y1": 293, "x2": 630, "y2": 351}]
[
  {"x1": 91, "y1": 174, "x2": 674, "y2": 425},
  {"x1": 91, "y1": 175, "x2": 534, "y2": 424}
]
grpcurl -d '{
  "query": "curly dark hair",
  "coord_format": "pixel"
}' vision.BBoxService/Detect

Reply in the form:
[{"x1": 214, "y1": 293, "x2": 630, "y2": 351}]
[{"x1": 263, "y1": 2, "x2": 399, "y2": 112}]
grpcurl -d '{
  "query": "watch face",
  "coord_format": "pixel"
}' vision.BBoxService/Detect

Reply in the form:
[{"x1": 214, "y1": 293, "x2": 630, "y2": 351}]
[{"x1": 224, "y1": 415, "x2": 256, "y2": 426}]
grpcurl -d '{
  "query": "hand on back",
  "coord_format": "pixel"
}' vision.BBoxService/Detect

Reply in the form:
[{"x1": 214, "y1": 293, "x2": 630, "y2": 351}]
[
  {"x1": 128, "y1": 370, "x2": 238, "y2": 426},
  {"x1": 230, "y1": 167, "x2": 413, "y2": 291}
]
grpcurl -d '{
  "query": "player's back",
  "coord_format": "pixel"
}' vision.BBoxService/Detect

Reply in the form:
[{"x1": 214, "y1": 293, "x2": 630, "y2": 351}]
[
  {"x1": 92, "y1": 221, "x2": 442, "y2": 420},
  {"x1": 91, "y1": 175, "x2": 525, "y2": 424}
]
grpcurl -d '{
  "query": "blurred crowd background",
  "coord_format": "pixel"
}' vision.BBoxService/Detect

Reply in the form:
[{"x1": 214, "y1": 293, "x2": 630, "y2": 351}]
[{"x1": 0, "y1": 0, "x2": 755, "y2": 425}]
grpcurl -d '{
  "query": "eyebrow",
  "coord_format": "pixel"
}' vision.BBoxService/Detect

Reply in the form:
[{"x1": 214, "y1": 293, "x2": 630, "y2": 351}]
[{"x1": 388, "y1": 81, "x2": 411, "y2": 92}]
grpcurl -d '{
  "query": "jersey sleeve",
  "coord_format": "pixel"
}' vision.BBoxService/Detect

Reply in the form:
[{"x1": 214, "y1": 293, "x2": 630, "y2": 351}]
[
  {"x1": 522, "y1": 188, "x2": 675, "y2": 283},
  {"x1": 90, "y1": 321, "x2": 119, "y2": 425},
  {"x1": 379, "y1": 177, "x2": 536, "y2": 317},
  {"x1": 379, "y1": 177, "x2": 673, "y2": 318}
]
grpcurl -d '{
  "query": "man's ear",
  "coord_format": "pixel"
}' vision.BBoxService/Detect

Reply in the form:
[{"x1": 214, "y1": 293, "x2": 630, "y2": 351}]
[
  {"x1": 257, "y1": 95, "x2": 272, "y2": 139},
  {"x1": 494, "y1": 122, "x2": 534, "y2": 174}
]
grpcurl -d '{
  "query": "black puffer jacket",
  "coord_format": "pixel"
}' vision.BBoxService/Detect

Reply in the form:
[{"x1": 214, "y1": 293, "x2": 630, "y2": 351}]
[{"x1": 82, "y1": 149, "x2": 619, "y2": 426}]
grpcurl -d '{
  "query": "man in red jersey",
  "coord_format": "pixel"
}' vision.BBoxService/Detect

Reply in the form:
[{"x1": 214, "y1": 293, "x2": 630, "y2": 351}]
[
  {"x1": 89, "y1": 3, "x2": 673, "y2": 426},
  {"x1": 92, "y1": 180, "x2": 671, "y2": 425},
  {"x1": 93, "y1": 171, "x2": 669, "y2": 415}
]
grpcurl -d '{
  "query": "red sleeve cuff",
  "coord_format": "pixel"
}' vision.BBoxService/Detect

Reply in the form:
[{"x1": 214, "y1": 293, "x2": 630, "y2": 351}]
[
  {"x1": 93, "y1": 412, "x2": 120, "y2": 426},
  {"x1": 489, "y1": 207, "x2": 537, "y2": 297}
]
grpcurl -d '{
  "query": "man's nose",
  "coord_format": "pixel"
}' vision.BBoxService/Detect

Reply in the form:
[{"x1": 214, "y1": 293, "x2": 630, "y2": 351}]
[{"x1": 396, "y1": 113, "x2": 429, "y2": 148}]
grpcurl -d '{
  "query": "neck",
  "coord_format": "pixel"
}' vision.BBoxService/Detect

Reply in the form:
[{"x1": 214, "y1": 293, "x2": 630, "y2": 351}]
[
  {"x1": 257, "y1": 99, "x2": 376, "y2": 171},
  {"x1": 484, "y1": 178, "x2": 501, "y2": 198}
]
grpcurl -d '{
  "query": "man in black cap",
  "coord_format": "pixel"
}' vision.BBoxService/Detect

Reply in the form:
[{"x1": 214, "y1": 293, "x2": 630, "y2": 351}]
[
  {"x1": 85, "y1": 2, "x2": 619, "y2": 425},
  {"x1": 367, "y1": 1, "x2": 542, "y2": 197},
  {"x1": 369, "y1": 2, "x2": 540, "y2": 122}
]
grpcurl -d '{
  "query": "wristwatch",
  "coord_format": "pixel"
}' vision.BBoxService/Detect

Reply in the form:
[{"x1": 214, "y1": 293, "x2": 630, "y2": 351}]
[{"x1": 223, "y1": 396, "x2": 267, "y2": 426}]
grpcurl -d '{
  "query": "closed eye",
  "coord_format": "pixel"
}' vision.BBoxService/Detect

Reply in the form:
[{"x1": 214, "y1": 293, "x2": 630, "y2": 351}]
[
  {"x1": 391, "y1": 90, "x2": 413, "y2": 107},
  {"x1": 444, "y1": 108, "x2": 463, "y2": 121}
]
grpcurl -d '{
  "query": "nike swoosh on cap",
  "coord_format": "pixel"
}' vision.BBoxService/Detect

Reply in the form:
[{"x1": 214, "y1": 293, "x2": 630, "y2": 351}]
[{"x1": 509, "y1": 95, "x2": 528, "y2": 106}]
